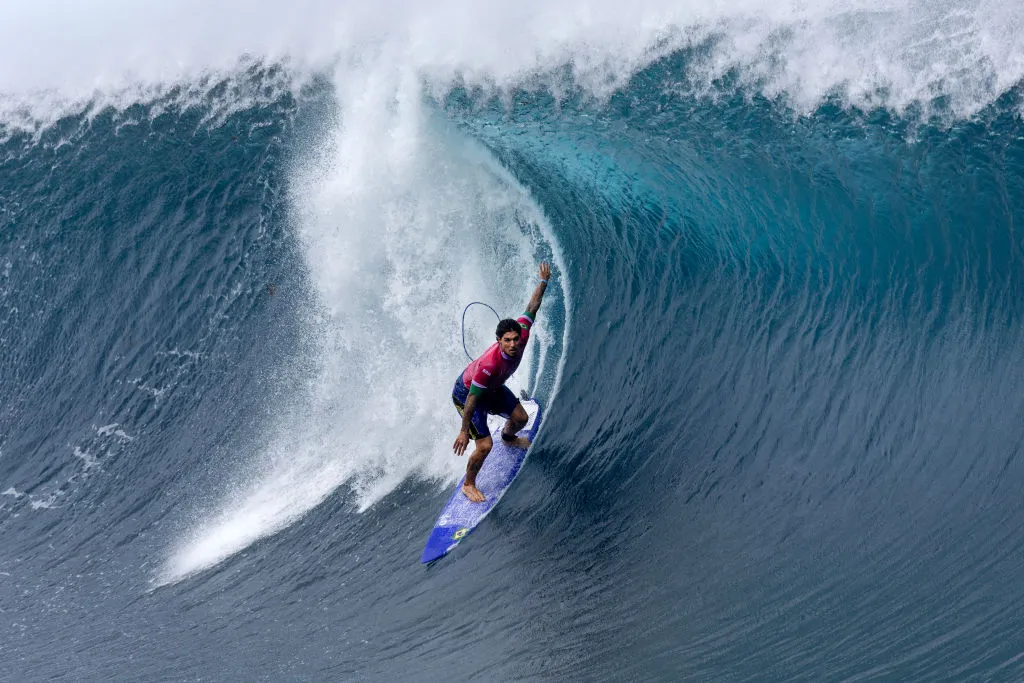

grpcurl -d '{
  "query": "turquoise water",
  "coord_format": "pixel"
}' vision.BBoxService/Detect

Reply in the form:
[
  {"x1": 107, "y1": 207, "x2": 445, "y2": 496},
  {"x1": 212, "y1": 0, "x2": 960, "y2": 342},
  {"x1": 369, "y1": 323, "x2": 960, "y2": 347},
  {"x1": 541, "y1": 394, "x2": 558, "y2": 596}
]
[{"x1": 3, "y1": 7, "x2": 1024, "y2": 679}]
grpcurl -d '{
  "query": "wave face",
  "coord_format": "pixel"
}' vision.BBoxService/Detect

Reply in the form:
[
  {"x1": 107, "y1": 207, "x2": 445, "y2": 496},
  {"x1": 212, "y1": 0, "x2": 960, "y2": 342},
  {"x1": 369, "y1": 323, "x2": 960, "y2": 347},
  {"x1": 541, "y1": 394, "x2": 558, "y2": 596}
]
[
  {"x1": 4, "y1": 3, "x2": 1024, "y2": 679},
  {"x1": 447, "y1": 73, "x2": 1024, "y2": 679}
]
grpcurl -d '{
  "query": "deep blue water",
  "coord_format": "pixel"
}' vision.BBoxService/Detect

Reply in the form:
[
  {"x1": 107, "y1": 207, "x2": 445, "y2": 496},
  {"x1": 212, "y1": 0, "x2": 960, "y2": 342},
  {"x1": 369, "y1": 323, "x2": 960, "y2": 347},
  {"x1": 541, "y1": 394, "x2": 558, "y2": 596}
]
[{"x1": 3, "y1": 51, "x2": 1024, "y2": 680}]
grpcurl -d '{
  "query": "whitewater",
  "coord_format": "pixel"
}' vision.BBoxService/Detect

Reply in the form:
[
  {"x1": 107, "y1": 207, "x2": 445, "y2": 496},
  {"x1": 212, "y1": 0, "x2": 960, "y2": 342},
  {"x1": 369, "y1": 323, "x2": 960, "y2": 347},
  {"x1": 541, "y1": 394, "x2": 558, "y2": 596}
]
[{"x1": 3, "y1": 0, "x2": 1024, "y2": 679}]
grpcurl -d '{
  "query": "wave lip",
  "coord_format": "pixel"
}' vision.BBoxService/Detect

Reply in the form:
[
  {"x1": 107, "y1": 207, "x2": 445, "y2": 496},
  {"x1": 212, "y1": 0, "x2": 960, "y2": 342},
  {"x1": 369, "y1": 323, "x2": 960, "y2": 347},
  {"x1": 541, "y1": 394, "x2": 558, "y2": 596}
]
[{"x1": 4, "y1": 1, "x2": 1024, "y2": 130}]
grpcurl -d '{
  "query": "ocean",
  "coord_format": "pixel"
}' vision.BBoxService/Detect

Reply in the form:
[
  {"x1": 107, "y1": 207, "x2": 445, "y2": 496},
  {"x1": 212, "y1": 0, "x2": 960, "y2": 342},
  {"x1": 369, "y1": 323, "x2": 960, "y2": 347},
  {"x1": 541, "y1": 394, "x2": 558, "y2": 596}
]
[{"x1": 3, "y1": 1, "x2": 1024, "y2": 679}]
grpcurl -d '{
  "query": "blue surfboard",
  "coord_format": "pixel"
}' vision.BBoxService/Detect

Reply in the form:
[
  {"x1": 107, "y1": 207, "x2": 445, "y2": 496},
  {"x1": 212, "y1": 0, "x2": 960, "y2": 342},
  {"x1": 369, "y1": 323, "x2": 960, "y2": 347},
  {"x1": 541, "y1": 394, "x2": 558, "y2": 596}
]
[{"x1": 421, "y1": 399, "x2": 543, "y2": 563}]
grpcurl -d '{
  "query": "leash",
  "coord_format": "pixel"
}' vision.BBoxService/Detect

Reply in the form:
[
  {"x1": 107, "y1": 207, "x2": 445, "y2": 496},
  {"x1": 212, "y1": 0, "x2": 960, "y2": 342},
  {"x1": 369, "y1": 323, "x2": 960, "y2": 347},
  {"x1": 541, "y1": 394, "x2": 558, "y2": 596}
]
[{"x1": 461, "y1": 301, "x2": 499, "y2": 361}]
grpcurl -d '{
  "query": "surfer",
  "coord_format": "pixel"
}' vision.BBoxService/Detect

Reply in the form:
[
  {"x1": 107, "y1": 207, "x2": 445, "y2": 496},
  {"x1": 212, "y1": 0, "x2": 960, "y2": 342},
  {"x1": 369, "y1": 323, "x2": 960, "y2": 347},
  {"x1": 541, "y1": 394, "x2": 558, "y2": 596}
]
[{"x1": 452, "y1": 262, "x2": 552, "y2": 502}]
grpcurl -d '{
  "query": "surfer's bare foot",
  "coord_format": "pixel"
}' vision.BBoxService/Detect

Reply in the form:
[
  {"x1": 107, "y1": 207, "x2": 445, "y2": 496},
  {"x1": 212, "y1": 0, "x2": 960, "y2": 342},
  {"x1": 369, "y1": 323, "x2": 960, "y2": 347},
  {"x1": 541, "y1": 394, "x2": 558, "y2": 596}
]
[
  {"x1": 461, "y1": 483, "x2": 486, "y2": 503},
  {"x1": 501, "y1": 431, "x2": 532, "y2": 450}
]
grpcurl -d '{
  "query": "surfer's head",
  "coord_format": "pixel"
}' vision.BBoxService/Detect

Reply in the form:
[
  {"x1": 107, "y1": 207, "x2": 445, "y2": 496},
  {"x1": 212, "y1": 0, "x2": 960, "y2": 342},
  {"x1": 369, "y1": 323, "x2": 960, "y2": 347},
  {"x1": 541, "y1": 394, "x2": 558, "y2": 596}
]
[{"x1": 496, "y1": 319, "x2": 523, "y2": 357}]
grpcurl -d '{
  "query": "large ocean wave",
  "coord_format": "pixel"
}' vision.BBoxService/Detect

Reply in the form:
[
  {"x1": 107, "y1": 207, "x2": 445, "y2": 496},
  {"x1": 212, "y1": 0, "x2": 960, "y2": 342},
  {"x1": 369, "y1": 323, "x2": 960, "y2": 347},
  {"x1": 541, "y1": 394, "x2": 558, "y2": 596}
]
[{"x1": 3, "y1": 2, "x2": 1024, "y2": 679}]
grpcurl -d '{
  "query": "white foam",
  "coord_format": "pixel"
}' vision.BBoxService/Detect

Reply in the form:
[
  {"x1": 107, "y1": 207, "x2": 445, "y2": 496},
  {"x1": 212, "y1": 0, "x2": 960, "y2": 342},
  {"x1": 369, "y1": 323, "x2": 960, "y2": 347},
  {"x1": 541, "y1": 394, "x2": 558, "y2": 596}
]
[
  {"x1": 1, "y1": 0, "x2": 1022, "y2": 126},
  {"x1": 95, "y1": 423, "x2": 135, "y2": 441},
  {"x1": 73, "y1": 447, "x2": 99, "y2": 471},
  {"x1": 158, "y1": 71, "x2": 570, "y2": 584},
  {"x1": 28, "y1": 491, "x2": 62, "y2": 510}
]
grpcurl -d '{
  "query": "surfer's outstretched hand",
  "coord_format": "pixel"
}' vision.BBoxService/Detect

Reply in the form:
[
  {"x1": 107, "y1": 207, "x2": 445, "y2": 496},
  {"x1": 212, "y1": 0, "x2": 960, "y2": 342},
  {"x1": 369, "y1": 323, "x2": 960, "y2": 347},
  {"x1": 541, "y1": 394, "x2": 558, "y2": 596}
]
[
  {"x1": 538, "y1": 261, "x2": 551, "y2": 281},
  {"x1": 453, "y1": 431, "x2": 470, "y2": 456}
]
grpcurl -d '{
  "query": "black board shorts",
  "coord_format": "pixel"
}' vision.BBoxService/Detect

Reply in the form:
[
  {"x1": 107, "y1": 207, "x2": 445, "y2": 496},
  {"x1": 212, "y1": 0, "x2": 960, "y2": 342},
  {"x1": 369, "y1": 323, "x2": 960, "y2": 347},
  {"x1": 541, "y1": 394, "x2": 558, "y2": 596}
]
[{"x1": 451, "y1": 374, "x2": 518, "y2": 440}]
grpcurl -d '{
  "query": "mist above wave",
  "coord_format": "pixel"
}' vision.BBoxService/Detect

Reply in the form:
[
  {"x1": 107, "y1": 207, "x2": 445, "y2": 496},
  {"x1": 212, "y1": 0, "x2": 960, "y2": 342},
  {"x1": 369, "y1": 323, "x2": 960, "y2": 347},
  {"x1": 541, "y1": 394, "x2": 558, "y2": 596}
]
[{"x1": 1, "y1": 0, "x2": 1021, "y2": 126}]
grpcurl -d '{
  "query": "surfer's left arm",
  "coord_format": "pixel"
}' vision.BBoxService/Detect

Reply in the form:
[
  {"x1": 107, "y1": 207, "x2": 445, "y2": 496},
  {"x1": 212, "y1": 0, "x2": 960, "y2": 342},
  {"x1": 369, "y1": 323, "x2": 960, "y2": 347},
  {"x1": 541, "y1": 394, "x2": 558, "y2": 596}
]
[{"x1": 525, "y1": 262, "x2": 552, "y2": 319}]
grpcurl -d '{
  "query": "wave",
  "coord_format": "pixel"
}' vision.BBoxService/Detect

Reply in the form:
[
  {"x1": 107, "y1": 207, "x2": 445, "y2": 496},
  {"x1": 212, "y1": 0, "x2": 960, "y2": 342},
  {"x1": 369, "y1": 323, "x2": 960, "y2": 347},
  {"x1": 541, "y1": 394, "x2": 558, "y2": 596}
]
[
  {"x1": 3, "y1": 1, "x2": 1024, "y2": 678},
  {"x1": 3, "y1": 0, "x2": 1024, "y2": 122},
  {"x1": 160, "y1": 87, "x2": 571, "y2": 583}
]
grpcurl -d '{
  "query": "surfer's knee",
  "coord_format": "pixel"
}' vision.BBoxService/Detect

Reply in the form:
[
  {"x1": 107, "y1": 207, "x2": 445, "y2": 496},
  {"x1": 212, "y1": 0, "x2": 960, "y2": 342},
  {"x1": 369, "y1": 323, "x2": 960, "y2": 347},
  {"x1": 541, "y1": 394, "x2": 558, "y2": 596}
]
[
  {"x1": 475, "y1": 436, "x2": 493, "y2": 455},
  {"x1": 510, "y1": 403, "x2": 528, "y2": 426}
]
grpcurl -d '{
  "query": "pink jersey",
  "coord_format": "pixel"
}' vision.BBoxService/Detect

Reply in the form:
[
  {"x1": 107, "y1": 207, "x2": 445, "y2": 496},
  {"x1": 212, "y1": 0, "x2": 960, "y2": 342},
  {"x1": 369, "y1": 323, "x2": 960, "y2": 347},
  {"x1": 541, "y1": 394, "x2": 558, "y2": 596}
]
[{"x1": 461, "y1": 312, "x2": 534, "y2": 395}]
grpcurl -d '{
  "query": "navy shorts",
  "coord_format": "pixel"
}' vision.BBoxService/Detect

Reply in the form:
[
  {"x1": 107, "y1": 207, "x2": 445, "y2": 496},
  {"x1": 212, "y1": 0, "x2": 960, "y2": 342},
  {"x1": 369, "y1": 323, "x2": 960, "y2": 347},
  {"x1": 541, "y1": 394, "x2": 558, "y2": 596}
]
[{"x1": 451, "y1": 375, "x2": 519, "y2": 441}]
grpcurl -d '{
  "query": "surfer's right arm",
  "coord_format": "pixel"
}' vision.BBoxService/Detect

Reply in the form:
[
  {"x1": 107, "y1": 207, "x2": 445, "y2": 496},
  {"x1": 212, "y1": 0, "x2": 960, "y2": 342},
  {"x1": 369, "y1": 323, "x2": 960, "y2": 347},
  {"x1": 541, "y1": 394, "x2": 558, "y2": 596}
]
[
  {"x1": 525, "y1": 261, "x2": 551, "y2": 319},
  {"x1": 453, "y1": 394, "x2": 479, "y2": 456}
]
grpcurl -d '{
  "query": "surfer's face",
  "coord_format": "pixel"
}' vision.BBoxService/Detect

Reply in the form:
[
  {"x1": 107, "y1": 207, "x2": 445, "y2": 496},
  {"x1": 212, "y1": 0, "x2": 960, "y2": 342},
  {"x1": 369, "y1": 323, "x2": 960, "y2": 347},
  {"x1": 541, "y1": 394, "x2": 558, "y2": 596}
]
[{"x1": 499, "y1": 330, "x2": 522, "y2": 357}]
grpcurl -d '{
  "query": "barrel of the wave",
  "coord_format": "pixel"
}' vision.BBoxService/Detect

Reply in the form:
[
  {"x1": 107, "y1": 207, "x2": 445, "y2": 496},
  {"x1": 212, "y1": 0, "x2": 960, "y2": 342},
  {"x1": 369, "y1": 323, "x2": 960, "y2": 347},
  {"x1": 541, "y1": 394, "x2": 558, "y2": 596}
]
[{"x1": 420, "y1": 399, "x2": 543, "y2": 563}]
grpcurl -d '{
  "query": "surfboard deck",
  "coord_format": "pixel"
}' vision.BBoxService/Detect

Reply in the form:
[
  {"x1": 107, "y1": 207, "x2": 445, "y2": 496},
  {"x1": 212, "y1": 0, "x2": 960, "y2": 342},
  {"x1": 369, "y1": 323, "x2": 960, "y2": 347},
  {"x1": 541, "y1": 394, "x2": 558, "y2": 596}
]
[{"x1": 421, "y1": 399, "x2": 543, "y2": 564}]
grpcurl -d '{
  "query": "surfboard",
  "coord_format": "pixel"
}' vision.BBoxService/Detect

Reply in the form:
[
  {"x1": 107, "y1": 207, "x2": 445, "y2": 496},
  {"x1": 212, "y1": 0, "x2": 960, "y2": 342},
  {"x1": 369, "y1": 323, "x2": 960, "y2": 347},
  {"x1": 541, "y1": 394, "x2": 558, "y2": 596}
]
[{"x1": 421, "y1": 399, "x2": 543, "y2": 564}]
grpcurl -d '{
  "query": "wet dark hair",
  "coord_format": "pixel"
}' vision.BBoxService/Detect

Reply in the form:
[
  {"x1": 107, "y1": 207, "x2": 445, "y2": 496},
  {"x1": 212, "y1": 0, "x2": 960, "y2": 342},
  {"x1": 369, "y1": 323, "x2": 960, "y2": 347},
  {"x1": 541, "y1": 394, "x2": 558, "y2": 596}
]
[{"x1": 495, "y1": 318, "x2": 522, "y2": 340}]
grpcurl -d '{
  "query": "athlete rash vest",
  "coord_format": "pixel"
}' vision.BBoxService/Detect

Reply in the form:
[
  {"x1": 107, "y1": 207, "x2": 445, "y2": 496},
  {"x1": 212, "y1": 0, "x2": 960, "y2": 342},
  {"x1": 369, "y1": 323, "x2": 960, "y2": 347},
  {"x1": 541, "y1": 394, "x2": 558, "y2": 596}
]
[{"x1": 461, "y1": 312, "x2": 534, "y2": 396}]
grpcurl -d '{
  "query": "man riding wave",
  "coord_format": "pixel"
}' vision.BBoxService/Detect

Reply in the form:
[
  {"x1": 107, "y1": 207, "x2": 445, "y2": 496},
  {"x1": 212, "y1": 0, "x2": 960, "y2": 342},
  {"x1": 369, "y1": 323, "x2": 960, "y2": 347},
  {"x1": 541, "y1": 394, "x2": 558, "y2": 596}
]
[{"x1": 452, "y1": 262, "x2": 552, "y2": 502}]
